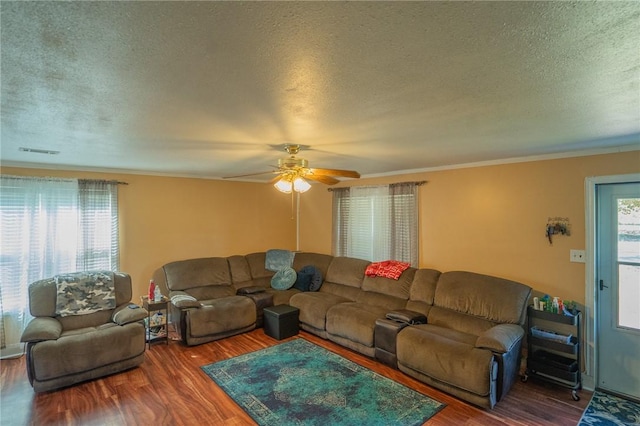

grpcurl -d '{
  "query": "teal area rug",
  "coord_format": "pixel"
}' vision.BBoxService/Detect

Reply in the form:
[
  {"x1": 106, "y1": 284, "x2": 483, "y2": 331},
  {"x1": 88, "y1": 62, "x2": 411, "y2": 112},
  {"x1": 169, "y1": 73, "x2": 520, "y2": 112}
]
[
  {"x1": 578, "y1": 391, "x2": 640, "y2": 425},
  {"x1": 201, "y1": 338, "x2": 445, "y2": 426}
]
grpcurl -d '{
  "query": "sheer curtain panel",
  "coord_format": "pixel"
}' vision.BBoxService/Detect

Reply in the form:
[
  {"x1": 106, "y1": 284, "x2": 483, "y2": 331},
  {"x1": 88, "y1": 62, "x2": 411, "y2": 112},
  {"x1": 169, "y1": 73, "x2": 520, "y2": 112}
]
[
  {"x1": 0, "y1": 177, "x2": 79, "y2": 358},
  {"x1": 0, "y1": 176, "x2": 119, "y2": 358}
]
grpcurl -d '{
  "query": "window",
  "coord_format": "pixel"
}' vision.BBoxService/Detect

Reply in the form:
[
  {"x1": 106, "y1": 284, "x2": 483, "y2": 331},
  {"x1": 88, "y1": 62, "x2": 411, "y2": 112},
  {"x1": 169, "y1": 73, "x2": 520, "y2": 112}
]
[
  {"x1": 332, "y1": 182, "x2": 420, "y2": 266},
  {"x1": 0, "y1": 176, "x2": 119, "y2": 358}
]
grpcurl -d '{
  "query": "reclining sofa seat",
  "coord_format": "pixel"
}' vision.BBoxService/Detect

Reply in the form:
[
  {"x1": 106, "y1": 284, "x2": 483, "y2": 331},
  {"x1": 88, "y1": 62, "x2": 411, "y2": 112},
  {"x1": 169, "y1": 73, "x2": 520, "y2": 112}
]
[
  {"x1": 325, "y1": 265, "x2": 418, "y2": 357},
  {"x1": 289, "y1": 256, "x2": 370, "y2": 340},
  {"x1": 396, "y1": 271, "x2": 532, "y2": 409},
  {"x1": 158, "y1": 257, "x2": 257, "y2": 346},
  {"x1": 20, "y1": 272, "x2": 146, "y2": 392}
]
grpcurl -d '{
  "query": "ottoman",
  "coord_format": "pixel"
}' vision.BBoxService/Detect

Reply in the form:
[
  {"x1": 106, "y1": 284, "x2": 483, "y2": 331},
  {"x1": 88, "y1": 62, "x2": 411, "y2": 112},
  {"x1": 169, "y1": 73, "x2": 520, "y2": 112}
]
[{"x1": 263, "y1": 305, "x2": 299, "y2": 340}]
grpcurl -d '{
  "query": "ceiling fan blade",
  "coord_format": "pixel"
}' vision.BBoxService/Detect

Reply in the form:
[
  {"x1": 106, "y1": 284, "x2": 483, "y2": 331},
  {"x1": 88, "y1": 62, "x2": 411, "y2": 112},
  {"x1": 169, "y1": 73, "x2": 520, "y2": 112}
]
[
  {"x1": 268, "y1": 175, "x2": 283, "y2": 184},
  {"x1": 305, "y1": 174, "x2": 340, "y2": 185},
  {"x1": 308, "y1": 168, "x2": 360, "y2": 178},
  {"x1": 223, "y1": 171, "x2": 276, "y2": 179}
]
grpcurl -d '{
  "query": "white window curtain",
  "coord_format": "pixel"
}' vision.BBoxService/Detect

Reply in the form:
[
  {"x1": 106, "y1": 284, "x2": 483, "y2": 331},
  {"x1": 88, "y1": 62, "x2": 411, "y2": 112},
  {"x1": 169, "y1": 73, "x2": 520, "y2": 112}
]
[
  {"x1": 0, "y1": 176, "x2": 119, "y2": 358},
  {"x1": 332, "y1": 182, "x2": 420, "y2": 266}
]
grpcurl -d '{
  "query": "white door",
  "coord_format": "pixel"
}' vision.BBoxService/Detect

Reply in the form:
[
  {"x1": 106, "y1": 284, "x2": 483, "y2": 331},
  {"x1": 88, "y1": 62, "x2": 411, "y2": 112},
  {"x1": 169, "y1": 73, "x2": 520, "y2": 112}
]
[{"x1": 597, "y1": 182, "x2": 640, "y2": 400}]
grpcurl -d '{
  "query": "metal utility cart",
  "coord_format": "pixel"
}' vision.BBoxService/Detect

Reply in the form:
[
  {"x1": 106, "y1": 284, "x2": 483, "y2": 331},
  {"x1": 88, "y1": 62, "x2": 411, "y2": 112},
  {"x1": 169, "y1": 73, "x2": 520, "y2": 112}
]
[{"x1": 521, "y1": 306, "x2": 582, "y2": 401}]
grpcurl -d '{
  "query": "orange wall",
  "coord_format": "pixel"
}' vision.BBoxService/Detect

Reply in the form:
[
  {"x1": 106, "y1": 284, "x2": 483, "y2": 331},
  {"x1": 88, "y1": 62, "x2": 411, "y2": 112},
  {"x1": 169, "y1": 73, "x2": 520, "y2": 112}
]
[
  {"x1": 299, "y1": 150, "x2": 640, "y2": 304},
  {"x1": 4, "y1": 150, "x2": 639, "y2": 305},
  {"x1": 1, "y1": 167, "x2": 297, "y2": 300}
]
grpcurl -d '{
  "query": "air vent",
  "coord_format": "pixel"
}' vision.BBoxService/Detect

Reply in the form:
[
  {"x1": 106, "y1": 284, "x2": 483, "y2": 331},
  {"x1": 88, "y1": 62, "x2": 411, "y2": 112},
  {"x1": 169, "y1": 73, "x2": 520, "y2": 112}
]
[{"x1": 19, "y1": 147, "x2": 60, "y2": 155}]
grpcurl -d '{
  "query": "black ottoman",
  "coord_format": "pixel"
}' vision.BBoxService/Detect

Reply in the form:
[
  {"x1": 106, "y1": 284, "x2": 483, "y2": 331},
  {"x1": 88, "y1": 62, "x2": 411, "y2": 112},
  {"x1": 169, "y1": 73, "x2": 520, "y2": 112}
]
[{"x1": 263, "y1": 305, "x2": 299, "y2": 340}]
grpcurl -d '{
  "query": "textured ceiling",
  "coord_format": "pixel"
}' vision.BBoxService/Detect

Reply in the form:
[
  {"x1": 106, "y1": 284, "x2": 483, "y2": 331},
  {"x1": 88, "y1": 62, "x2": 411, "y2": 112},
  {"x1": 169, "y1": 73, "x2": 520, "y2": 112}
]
[{"x1": 1, "y1": 1, "x2": 639, "y2": 181}]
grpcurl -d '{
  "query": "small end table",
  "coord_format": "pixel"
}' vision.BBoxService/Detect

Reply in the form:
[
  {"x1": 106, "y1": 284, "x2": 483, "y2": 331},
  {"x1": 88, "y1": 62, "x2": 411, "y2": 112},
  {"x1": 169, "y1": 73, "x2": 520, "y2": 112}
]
[{"x1": 141, "y1": 296, "x2": 169, "y2": 347}]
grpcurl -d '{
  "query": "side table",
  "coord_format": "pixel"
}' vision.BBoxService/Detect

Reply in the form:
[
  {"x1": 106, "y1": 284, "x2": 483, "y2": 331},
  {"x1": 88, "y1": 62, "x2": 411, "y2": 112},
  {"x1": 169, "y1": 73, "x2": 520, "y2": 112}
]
[{"x1": 141, "y1": 296, "x2": 169, "y2": 347}]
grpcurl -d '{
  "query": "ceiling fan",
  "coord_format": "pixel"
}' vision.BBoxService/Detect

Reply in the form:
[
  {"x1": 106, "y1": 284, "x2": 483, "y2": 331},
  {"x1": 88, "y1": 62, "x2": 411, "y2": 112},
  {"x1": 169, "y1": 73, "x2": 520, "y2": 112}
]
[{"x1": 224, "y1": 144, "x2": 360, "y2": 193}]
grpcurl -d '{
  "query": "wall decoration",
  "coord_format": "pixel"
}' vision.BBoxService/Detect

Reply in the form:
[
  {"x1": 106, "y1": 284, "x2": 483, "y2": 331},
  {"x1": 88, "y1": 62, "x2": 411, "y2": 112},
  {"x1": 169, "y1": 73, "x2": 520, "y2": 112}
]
[{"x1": 546, "y1": 217, "x2": 571, "y2": 245}]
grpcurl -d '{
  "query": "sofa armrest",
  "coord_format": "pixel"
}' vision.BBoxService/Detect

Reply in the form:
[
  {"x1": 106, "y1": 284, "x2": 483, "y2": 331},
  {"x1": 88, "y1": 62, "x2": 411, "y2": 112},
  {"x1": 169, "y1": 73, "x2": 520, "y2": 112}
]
[
  {"x1": 476, "y1": 324, "x2": 524, "y2": 354},
  {"x1": 20, "y1": 317, "x2": 62, "y2": 343},
  {"x1": 170, "y1": 291, "x2": 202, "y2": 309},
  {"x1": 236, "y1": 286, "x2": 266, "y2": 295},
  {"x1": 386, "y1": 309, "x2": 427, "y2": 325},
  {"x1": 112, "y1": 304, "x2": 148, "y2": 325}
]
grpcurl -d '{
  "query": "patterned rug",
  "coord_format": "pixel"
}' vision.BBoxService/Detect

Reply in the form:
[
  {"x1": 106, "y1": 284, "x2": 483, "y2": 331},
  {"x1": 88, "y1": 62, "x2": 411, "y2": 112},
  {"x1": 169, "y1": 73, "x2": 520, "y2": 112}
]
[
  {"x1": 578, "y1": 391, "x2": 640, "y2": 425},
  {"x1": 201, "y1": 338, "x2": 445, "y2": 426}
]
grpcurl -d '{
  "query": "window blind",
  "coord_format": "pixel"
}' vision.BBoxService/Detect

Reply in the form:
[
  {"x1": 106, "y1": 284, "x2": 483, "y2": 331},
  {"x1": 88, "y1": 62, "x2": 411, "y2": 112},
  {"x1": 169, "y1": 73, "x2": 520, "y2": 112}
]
[{"x1": 332, "y1": 182, "x2": 420, "y2": 266}]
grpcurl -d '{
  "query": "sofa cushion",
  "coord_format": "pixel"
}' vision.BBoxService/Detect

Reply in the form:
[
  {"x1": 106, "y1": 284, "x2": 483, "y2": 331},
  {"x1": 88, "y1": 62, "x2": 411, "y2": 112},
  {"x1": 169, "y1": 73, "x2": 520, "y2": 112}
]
[
  {"x1": 245, "y1": 252, "x2": 275, "y2": 280},
  {"x1": 408, "y1": 268, "x2": 441, "y2": 306},
  {"x1": 163, "y1": 257, "x2": 231, "y2": 291},
  {"x1": 434, "y1": 271, "x2": 531, "y2": 325},
  {"x1": 187, "y1": 285, "x2": 235, "y2": 301},
  {"x1": 355, "y1": 291, "x2": 407, "y2": 311},
  {"x1": 361, "y1": 267, "x2": 415, "y2": 300},
  {"x1": 29, "y1": 273, "x2": 133, "y2": 318},
  {"x1": 405, "y1": 269, "x2": 441, "y2": 320},
  {"x1": 325, "y1": 257, "x2": 370, "y2": 288},
  {"x1": 428, "y1": 306, "x2": 496, "y2": 336},
  {"x1": 326, "y1": 302, "x2": 388, "y2": 348},
  {"x1": 30, "y1": 322, "x2": 145, "y2": 382},
  {"x1": 292, "y1": 252, "x2": 333, "y2": 278},
  {"x1": 265, "y1": 288, "x2": 301, "y2": 306},
  {"x1": 289, "y1": 292, "x2": 351, "y2": 331},
  {"x1": 189, "y1": 296, "x2": 256, "y2": 337},
  {"x1": 227, "y1": 255, "x2": 252, "y2": 284},
  {"x1": 397, "y1": 325, "x2": 495, "y2": 397}
]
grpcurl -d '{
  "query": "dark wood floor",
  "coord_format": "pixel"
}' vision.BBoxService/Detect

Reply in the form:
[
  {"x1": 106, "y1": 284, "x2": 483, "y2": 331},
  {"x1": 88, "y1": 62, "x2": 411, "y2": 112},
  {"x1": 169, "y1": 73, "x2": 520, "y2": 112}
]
[{"x1": 0, "y1": 328, "x2": 590, "y2": 426}]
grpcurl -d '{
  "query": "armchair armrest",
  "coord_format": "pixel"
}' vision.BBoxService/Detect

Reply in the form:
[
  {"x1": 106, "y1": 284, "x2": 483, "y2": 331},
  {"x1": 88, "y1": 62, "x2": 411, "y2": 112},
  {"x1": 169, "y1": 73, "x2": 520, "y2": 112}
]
[
  {"x1": 112, "y1": 304, "x2": 148, "y2": 325},
  {"x1": 170, "y1": 291, "x2": 202, "y2": 309},
  {"x1": 20, "y1": 317, "x2": 62, "y2": 343},
  {"x1": 476, "y1": 324, "x2": 524, "y2": 354}
]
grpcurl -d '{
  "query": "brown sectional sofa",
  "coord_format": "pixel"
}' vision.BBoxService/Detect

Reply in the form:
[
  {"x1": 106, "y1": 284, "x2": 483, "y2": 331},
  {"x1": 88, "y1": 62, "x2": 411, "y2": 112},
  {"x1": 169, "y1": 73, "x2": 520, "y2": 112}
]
[{"x1": 154, "y1": 251, "x2": 531, "y2": 409}]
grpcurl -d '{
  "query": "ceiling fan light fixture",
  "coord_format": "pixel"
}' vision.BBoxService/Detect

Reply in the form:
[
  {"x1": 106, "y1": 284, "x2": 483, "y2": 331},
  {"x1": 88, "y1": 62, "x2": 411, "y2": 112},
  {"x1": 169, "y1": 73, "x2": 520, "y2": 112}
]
[
  {"x1": 274, "y1": 177, "x2": 293, "y2": 193},
  {"x1": 293, "y1": 177, "x2": 311, "y2": 193}
]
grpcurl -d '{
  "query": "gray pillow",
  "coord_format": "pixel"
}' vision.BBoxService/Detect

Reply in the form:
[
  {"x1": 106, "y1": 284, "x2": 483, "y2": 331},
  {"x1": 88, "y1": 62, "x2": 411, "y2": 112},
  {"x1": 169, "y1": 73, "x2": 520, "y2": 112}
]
[{"x1": 271, "y1": 267, "x2": 297, "y2": 290}]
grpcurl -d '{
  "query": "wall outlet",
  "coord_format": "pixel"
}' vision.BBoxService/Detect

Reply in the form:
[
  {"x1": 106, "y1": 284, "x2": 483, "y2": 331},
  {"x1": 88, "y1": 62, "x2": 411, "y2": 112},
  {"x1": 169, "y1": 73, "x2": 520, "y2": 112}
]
[{"x1": 570, "y1": 249, "x2": 586, "y2": 263}]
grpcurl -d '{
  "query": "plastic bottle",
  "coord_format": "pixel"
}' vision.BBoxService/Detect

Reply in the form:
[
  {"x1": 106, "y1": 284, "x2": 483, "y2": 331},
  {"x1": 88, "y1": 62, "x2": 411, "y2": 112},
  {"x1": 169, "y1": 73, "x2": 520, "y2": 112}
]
[
  {"x1": 148, "y1": 279, "x2": 156, "y2": 301},
  {"x1": 154, "y1": 285, "x2": 162, "y2": 302},
  {"x1": 552, "y1": 297, "x2": 560, "y2": 314}
]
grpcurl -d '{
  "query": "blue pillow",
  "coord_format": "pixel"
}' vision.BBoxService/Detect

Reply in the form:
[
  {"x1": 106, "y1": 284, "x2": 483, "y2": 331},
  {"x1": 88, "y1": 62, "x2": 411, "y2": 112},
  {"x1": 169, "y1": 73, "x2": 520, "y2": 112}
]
[
  {"x1": 271, "y1": 267, "x2": 297, "y2": 290},
  {"x1": 294, "y1": 270, "x2": 313, "y2": 291},
  {"x1": 299, "y1": 265, "x2": 323, "y2": 292}
]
